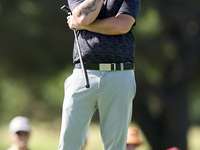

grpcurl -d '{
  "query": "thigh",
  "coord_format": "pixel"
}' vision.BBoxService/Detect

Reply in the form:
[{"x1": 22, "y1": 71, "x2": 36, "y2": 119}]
[
  {"x1": 98, "y1": 70, "x2": 136, "y2": 150},
  {"x1": 58, "y1": 69, "x2": 98, "y2": 150}
]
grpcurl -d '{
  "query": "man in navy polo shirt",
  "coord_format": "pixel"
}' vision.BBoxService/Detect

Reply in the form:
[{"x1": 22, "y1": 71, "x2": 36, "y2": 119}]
[{"x1": 58, "y1": 0, "x2": 140, "y2": 149}]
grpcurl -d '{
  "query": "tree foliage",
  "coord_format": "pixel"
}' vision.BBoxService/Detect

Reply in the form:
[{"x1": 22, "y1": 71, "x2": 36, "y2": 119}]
[{"x1": 133, "y1": 1, "x2": 200, "y2": 149}]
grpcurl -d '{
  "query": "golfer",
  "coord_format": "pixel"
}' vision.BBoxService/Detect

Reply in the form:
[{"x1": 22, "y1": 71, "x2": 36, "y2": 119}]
[{"x1": 58, "y1": 0, "x2": 140, "y2": 149}]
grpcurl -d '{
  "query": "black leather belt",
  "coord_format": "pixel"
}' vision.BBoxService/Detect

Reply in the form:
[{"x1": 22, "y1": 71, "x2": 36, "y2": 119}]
[{"x1": 75, "y1": 62, "x2": 135, "y2": 71}]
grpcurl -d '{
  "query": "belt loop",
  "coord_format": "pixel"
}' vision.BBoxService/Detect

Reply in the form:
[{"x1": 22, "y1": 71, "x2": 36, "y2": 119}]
[
  {"x1": 114, "y1": 63, "x2": 116, "y2": 70},
  {"x1": 120, "y1": 63, "x2": 124, "y2": 71}
]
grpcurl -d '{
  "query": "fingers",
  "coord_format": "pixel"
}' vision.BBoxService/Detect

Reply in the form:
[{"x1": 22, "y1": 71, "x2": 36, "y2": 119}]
[
  {"x1": 67, "y1": 16, "x2": 71, "y2": 21},
  {"x1": 66, "y1": 16, "x2": 82, "y2": 30},
  {"x1": 66, "y1": 16, "x2": 73, "y2": 29}
]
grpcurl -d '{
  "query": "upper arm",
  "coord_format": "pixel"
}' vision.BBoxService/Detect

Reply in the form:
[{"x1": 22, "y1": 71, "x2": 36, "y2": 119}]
[{"x1": 117, "y1": 0, "x2": 140, "y2": 26}]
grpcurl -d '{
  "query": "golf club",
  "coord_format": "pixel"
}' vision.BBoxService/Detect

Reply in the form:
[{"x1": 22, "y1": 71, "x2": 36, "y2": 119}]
[{"x1": 60, "y1": 5, "x2": 90, "y2": 88}]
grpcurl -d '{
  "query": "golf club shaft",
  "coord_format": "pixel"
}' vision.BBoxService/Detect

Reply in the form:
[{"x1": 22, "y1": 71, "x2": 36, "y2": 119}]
[
  {"x1": 73, "y1": 29, "x2": 90, "y2": 88},
  {"x1": 60, "y1": 5, "x2": 90, "y2": 88}
]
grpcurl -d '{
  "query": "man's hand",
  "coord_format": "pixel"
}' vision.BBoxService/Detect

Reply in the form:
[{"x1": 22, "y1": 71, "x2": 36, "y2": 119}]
[{"x1": 67, "y1": 15, "x2": 83, "y2": 30}]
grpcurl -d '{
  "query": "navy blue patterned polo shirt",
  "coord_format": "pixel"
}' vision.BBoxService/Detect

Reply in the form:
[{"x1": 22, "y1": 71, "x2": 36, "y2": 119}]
[{"x1": 68, "y1": 0, "x2": 140, "y2": 63}]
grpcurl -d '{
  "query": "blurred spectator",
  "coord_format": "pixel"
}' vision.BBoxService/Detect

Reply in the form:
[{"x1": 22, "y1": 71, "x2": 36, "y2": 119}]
[
  {"x1": 167, "y1": 147, "x2": 181, "y2": 150},
  {"x1": 7, "y1": 116, "x2": 31, "y2": 150},
  {"x1": 126, "y1": 127, "x2": 143, "y2": 150}
]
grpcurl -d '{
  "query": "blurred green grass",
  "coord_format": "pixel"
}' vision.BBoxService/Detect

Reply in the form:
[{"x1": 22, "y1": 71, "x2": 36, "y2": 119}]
[{"x1": 0, "y1": 123, "x2": 200, "y2": 150}]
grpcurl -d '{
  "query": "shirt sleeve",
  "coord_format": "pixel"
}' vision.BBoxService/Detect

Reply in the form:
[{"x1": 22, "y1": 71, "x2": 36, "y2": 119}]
[
  {"x1": 68, "y1": 0, "x2": 84, "y2": 12},
  {"x1": 117, "y1": 0, "x2": 140, "y2": 20}
]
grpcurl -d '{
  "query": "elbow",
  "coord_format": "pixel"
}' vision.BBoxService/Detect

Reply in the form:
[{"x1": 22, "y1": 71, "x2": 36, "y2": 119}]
[
  {"x1": 115, "y1": 14, "x2": 135, "y2": 34},
  {"x1": 77, "y1": 16, "x2": 93, "y2": 26},
  {"x1": 73, "y1": 7, "x2": 93, "y2": 26}
]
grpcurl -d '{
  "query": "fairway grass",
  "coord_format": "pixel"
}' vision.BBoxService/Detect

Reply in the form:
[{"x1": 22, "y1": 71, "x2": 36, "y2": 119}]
[{"x1": 0, "y1": 123, "x2": 200, "y2": 150}]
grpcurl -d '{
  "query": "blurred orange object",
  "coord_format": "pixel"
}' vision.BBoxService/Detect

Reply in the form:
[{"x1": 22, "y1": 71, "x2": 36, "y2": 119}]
[
  {"x1": 167, "y1": 147, "x2": 181, "y2": 150},
  {"x1": 126, "y1": 127, "x2": 143, "y2": 146}
]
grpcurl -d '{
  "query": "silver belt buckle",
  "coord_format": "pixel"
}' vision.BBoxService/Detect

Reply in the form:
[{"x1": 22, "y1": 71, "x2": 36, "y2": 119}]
[{"x1": 99, "y1": 63, "x2": 111, "y2": 71}]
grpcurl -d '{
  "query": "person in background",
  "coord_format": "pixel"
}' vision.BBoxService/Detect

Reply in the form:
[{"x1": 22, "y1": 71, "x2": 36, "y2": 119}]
[
  {"x1": 126, "y1": 127, "x2": 143, "y2": 150},
  {"x1": 7, "y1": 116, "x2": 31, "y2": 150}
]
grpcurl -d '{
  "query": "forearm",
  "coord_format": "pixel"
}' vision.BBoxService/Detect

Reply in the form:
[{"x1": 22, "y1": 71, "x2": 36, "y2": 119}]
[
  {"x1": 72, "y1": 0, "x2": 103, "y2": 26},
  {"x1": 68, "y1": 10, "x2": 136, "y2": 35},
  {"x1": 83, "y1": 14, "x2": 136, "y2": 35}
]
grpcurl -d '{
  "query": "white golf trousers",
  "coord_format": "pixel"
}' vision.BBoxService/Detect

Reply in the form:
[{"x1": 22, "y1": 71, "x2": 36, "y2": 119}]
[{"x1": 58, "y1": 68, "x2": 136, "y2": 150}]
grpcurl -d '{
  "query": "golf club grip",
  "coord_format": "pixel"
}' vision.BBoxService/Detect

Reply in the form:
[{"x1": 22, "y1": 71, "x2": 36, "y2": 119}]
[{"x1": 73, "y1": 30, "x2": 90, "y2": 88}]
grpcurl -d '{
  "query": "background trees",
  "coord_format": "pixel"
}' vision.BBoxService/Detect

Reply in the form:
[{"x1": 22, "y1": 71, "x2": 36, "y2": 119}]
[
  {"x1": 133, "y1": 1, "x2": 200, "y2": 149},
  {"x1": 0, "y1": 0, "x2": 200, "y2": 150}
]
